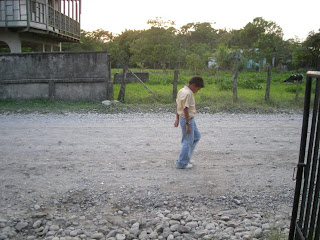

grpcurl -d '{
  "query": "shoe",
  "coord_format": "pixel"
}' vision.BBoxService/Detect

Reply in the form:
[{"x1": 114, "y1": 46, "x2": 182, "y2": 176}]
[
  {"x1": 185, "y1": 163, "x2": 193, "y2": 169},
  {"x1": 189, "y1": 160, "x2": 195, "y2": 164},
  {"x1": 177, "y1": 163, "x2": 193, "y2": 169}
]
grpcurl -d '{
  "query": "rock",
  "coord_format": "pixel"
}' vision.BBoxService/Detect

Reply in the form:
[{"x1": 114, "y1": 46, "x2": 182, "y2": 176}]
[
  {"x1": 227, "y1": 221, "x2": 237, "y2": 228},
  {"x1": 167, "y1": 234, "x2": 174, "y2": 240},
  {"x1": 168, "y1": 220, "x2": 179, "y2": 226},
  {"x1": 34, "y1": 205, "x2": 41, "y2": 210},
  {"x1": 106, "y1": 230, "x2": 117, "y2": 238},
  {"x1": 234, "y1": 227, "x2": 246, "y2": 233},
  {"x1": 130, "y1": 222, "x2": 140, "y2": 236},
  {"x1": 0, "y1": 233, "x2": 7, "y2": 240},
  {"x1": 121, "y1": 206, "x2": 130, "y2": 213},
  {"x1": 262, "y1": 223, "x2": 270, "y2": 230},
  {"x1": 33, "y1": 219, "x2": 42, "y2": 228},
  {"x1": 194, "y1": 230, "x2": 207, "y2": 238},
  {"x1": 216, "y1": 232, "x2": 230, "y2": 240},
  {"x1": 253, "y1": 228, "x2": 263, "y2": 238},
  {"x1": 177, "y1": 225, "x2": 190, "y2": 233},
  {"x1": 70, "y1": 229, "x2": 81, "y2": 237},
  {"x1": 131, "y1": 222, "x2": 140, "y2": 230},
  {"x1": 138, "y1": 230, "x2": 148, "y2": 239},
  {"x1": 26, "y1": 236, "x2": 36, "y2": 240},
  {"x1": 116, "y1": 233, "x2": 126, "y2": 240},
  {"x1": 98, "y1": 219, "x2": 108, "y2": 226},
  {"x1": 186, "y1": 221, "x2": 198, "y2": 228},
  {"x1": 49, "y1": 225, "x2": 59, "y2": 231},
  {"x1": 171, "y1": 214, "x2": 182, "y2": 220},
  {"x1": 102, "y1": 100, "x2": 111, "y2": 106},
  {"x1": 169, "y1": 224, "x2": 179, "y2": 232},
  {"x1": 224, "y1": 227, "x2": 234, "y2": 234},
  {"x1": 149, "y1": 231, "x2": 158, "y2": 238},
  {"x1": 41, "y1": 225, "x2": 49, "y2": 235},
  {"x1": 15, "y1": 221, "x2": 28, "y2": 231},
  {"x1": 205, "y1": 223, "x2": 216, "y2": 230},
  {"x1": 91, "y1": 232, "x2": 105, "y2": 239},
  {"x1": 232, "y1": 199, "x2": 242, "y2": 205},
  {"x1": 220, "y1": 216, "x2": 230, "y2": 222},
  {"x1": 162, "y1": 227, "x2": 171, "y2": 238},
  {"x1": 0, "y1": 218, "x2": 7, "y2": 224}
]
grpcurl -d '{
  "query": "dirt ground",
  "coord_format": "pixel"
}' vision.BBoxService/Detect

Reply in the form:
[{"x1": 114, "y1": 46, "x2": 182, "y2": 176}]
[{"x1": 0, "y1": 113, "x2": 302, "y2": 219}]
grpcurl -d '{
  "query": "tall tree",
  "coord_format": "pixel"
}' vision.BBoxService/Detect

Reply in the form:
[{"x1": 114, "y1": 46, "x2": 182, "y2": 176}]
[
  {"x1": 130, "y1": 27, "x2": 179, "y2": 69},
  {"x1": 180, "y1": 22, "x2": 218, "y2": 48}
]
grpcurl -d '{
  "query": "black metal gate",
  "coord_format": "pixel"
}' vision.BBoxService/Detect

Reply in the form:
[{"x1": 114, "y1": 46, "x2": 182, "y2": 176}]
[{"x1": 289, "y1": 71, "x2": 320, "y2": 240}]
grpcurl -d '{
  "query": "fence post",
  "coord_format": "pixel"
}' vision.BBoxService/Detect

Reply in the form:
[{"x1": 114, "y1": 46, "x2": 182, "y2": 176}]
[
  {"x1": 295, "y1": 79, "x2": 301, "y2": 101},
  {"x1": 172, "y1": 70, "x2": 179, "y2": 101},
  {"x1": 233, "y1": 69, "x2": 238, "y2": 103},
  {"x1": 117, "y1": 67, "x2": 127, "y2": 102},
  {"x1": 265, "y1": 65, "x2": 271, "y2": 101},
  {"x1": 106, "y1": 56, "x2": 114, "y2": 100}
]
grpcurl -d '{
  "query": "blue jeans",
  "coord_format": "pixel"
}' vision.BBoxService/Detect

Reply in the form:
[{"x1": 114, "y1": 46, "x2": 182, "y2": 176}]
[{"x1": 177, "y1": 117, "x2": 201, "y2": 168}]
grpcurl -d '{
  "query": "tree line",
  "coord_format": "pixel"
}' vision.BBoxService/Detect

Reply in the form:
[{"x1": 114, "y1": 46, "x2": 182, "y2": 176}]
[{"x1": 63, "y1": 17, "x2": 320, "y2": 71}]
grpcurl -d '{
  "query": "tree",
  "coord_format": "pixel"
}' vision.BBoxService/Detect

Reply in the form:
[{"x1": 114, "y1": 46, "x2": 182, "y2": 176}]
[
  {"x1": 290, "y1": 30, "x2": 320, "y2": 69},
  {"x1": 304, "y1": 30, "x2": 320, "y2": 69},
  {"x1": 239, "y1": 17, "x2": 285, "y2": 69},
  {"x1": 186, "y1": 53, "x2": 204, "y2": 74},
  {"x1": 130, "y1": 27, "x2": 179, "y2": 69},
  {"x1": 180, "y1": 22, "x2": 218, "y2": 48},
  {"x1": 62, "y1": 30, "x2": 107, "y2": 51},
  {"x1": 147, "y1": 17, "x2": 176, "y2": 30},
  {"x1": 107, "y1": 30, "x2": 142, "y2": 67}
]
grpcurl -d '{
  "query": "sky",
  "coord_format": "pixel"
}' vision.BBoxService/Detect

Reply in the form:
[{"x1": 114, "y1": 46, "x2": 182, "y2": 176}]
[{"x1": 81, "y1": 0, "x2": 320, "y2": 41}]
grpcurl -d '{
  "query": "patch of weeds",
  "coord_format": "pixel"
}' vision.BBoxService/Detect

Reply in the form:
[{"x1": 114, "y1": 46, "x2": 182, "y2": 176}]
[{"x1": 264, "y1": 228, "x2": 287, "y2": 240}]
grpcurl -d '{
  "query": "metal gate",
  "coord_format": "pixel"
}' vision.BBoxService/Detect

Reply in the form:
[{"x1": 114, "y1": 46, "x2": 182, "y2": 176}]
[{"x1": 289, "y1": 71, "x2": 320, "y2": 240}]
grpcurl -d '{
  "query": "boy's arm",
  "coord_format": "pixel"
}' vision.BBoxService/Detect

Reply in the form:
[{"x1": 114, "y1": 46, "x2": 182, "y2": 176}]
[
  {"x1": 174, "y1": 111, "x2": 179, "y2": 127},
  {"x1": 184, "y1": 107, "x2": 191, "y2": 134}
]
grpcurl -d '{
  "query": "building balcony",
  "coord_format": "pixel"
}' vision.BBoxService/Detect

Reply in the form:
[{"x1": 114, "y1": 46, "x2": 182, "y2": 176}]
[{"x1": 0, "y1": 0, "x2": 81, "y2": 42}]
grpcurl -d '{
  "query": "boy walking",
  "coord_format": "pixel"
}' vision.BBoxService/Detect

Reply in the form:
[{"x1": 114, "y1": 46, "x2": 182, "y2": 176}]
[{"x1": 174, "y1": 76, "x2": 204, "y2": 169}]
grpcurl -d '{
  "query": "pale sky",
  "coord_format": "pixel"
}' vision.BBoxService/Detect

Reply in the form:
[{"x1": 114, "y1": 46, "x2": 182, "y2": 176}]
[{"x1": 81, "y1": 0, "x2": 320, "y2": 41}]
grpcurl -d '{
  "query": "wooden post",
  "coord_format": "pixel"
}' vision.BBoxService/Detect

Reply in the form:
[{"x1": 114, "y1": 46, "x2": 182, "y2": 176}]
[
  {"x1": 117, "y1": 68, "x2": 127, "y2": 102},
  {"x1": 295, "y1": 79, "x2": 300, "y2": 101},
  {"x1": 233, "y1": 69, "x2": 238, "y2": 103},
  {"x1": 265, "y1": 65, "x2": 271, "y2": 101},
  {"x1": 106, "y1": 57, "x2": 113, "y2": 100},
  {"x1": 172, "y1": 70, "x2": 179, "y2": 101}
]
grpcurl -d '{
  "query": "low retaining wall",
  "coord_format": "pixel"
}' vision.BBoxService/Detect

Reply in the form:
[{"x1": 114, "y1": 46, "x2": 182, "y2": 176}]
[{"x1": 0, "y1": 51, "x2": 113, "y2": 101}]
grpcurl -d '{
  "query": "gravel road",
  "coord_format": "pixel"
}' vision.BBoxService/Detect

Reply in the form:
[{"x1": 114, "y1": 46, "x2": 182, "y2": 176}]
[{"x1": 0, "y1": 113, "x2": 303, "y2": 239}]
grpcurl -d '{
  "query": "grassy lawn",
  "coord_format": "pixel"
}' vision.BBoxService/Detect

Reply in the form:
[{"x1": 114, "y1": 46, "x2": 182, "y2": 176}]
[{"x1": 0, "y1": 69, "x2": 307, "y2": 114}]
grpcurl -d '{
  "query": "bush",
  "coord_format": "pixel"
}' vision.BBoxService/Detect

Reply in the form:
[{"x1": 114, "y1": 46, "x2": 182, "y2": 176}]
[
  {"x1": 215, "y1": 78, "x2": 233, "y2": 91},
  {"x1": 239, "y1": 79, "x2": 263, "y2": 89},
  {"x1": 285, "y1": 85, "x2": 303, "y2": 93}
]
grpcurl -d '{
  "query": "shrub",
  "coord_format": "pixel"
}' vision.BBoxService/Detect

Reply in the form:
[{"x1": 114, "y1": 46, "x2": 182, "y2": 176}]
[{"x1": 239, "y1": 79, "x2": 263, "y2": 89}]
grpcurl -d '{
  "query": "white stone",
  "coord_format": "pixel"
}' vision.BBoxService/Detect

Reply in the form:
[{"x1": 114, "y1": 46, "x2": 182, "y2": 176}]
[{"x1": 116, "y1": 233, "x2": 126, "y2": 240}]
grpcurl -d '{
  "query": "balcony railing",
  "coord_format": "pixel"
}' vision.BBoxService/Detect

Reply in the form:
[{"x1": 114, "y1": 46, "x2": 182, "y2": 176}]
[{"x1": 0, "y1": 0, "x2": 80, "y2": 41}]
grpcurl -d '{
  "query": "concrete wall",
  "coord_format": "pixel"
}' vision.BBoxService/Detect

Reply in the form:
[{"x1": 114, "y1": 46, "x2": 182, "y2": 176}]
[{"x1": 0, "y1": 51, "x2": 113, "y2": 101}]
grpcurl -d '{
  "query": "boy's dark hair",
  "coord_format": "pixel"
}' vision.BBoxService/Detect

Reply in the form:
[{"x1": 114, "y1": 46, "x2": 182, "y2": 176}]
[{"x1": 189, "y1": 76, "x2": 204, "y2": 88}]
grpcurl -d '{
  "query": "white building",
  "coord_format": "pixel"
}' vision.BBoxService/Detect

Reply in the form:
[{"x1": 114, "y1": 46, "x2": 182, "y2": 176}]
[{"x1": 0, "y1": 0, "x2": 81, "y2": 53}]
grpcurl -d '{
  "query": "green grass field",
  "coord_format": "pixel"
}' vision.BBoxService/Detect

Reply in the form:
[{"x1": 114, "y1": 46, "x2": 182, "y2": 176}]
[
  {"x1": 112, "y1": 69, "x2": 306, "y2": 113},
  {"x1": 0, "y1": 69, "x2": 308, "y2": 114}
]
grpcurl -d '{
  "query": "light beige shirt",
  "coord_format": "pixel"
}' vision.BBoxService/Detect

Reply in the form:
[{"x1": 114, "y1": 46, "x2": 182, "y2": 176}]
[{"x1": 176, "y1": 86, "x2": 196, "y2": 118}]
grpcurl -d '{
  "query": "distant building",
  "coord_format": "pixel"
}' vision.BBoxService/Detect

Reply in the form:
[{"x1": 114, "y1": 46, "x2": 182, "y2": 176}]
[{"x1": 0, "y1": 0, "x2": 81, "y2": 53}]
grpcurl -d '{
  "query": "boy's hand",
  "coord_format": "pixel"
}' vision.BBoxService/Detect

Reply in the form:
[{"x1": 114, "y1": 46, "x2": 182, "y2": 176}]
[
  {"x1": 186, "y1": 124, "x2": 191, "y2": 134},
  {"x1": 174, "y1": 119, "x2": 179, "y2": 127}
]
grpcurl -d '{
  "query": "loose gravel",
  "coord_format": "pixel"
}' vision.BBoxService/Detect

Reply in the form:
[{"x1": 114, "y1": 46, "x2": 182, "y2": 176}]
[{"x1": 0, "y1": 113, "x2": 302, "y2": 239}]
